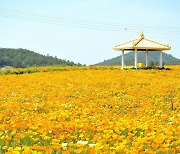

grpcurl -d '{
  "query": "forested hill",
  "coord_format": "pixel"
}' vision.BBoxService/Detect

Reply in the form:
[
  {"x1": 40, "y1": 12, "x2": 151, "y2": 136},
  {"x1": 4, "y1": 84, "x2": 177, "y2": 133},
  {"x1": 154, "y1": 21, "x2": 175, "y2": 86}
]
[
  {"x1": 0, "y1": 48, "x2": 80, "y2": 68},
  {"x1": 96, "y1": 51, "x2": 180, "y2": 66}
]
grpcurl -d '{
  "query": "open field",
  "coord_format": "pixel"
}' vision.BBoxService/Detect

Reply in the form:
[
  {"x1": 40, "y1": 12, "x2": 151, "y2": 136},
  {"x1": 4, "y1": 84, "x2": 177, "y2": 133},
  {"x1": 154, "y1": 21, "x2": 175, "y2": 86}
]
[{"x1": 0, "y1": 66, "x2": 179, "y2": 153}]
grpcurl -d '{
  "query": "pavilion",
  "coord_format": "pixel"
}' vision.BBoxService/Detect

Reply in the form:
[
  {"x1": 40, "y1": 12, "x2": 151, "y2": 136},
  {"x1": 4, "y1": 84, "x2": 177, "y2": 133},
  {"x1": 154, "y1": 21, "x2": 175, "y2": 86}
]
[{"x1": 113, "y1": 32, "x2": 171, "y2": 69}]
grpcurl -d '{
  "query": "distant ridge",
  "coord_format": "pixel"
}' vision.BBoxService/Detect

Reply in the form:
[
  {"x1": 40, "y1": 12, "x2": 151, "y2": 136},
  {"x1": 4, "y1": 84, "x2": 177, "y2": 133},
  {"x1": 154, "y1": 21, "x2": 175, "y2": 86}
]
[
  {"x1": 0, "y1": 48, "x2": 80, "y2": 68},
  {"x1": 95, "y1": 51, "x2": 180, "y2": 66}
]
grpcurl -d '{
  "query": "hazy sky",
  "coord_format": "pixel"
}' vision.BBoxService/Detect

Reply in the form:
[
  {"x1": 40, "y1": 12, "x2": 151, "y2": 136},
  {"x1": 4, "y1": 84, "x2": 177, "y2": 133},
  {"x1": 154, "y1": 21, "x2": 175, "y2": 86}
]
[{"x1": 0, "y1": 0, "x2": 180, "y2": 65}]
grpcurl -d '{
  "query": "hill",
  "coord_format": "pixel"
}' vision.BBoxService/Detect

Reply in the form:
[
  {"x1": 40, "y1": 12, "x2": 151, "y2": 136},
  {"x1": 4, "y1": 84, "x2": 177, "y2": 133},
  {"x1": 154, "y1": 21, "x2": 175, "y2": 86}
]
[
  {"x1": 95, "y1": 51, "x2": 180, "y2": 66},
  {"x1": 0, "y1": 48, "x2": 80, "y2": 68}
]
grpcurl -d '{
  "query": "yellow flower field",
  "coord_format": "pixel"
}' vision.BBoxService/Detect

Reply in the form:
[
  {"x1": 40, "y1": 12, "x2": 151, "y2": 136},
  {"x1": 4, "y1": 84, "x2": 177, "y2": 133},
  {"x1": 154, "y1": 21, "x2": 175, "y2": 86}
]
[{"x1": 0, "y1": 66, "x2": 179, "y2": 153}]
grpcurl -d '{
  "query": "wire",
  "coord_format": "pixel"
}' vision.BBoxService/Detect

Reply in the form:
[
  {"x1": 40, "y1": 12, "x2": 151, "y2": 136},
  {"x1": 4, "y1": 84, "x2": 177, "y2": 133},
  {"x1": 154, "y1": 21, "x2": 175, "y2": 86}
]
[
  {"x1": 1, "y1": 8, "x2": 179, "y2": 33},
  {"x1": 1, "y1": 7, "x2": 179, "y2": 30},
  {"x1": 0, "y1": 8, "x2": 180, "y2": 34}
]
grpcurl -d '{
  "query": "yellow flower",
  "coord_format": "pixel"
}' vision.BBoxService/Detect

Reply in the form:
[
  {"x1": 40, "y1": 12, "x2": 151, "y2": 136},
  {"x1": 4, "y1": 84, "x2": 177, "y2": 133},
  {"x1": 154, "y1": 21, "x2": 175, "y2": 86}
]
[
  {"x1": 2, "y1": 146, "x2": 8, "y2": 150},
  {"x1": 14, "y1": 146, "x2": 22, "y2": 151},
  {"x1": 44, "y1": 136, "x2": 51, "y2": 140},
  {"x1": 0, "y1": 65, "x2": 179, "y2": 153}
]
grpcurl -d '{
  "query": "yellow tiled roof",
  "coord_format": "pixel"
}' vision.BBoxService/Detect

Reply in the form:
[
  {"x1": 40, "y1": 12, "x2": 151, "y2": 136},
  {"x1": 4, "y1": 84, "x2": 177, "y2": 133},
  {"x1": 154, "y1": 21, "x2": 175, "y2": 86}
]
[{"x1": 113, "y1": 32, "x2": 171, "y2": 51}]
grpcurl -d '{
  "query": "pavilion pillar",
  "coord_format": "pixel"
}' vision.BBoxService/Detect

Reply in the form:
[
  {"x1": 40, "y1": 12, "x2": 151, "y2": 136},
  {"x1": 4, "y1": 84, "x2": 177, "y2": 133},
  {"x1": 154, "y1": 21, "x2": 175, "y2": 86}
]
[
  {"x1": 160, "y1": 50, "x2": 163, "y2": 68},
  {"x1": 121, "y1": 50, "x2": 125, "y2": 70},
  {"x1": 135, "y1": 49, "x2": 138, "y2": 69},
  {"x1": 146, "y1": 50, "x2": 149, "y2": 67}
]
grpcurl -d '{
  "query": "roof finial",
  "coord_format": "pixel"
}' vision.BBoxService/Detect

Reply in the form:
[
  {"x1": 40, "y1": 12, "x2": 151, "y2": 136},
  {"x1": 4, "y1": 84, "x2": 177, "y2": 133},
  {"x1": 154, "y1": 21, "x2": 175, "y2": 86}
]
[{"x1": 140, "y1": 30, "x2": 144, "y2": 39}]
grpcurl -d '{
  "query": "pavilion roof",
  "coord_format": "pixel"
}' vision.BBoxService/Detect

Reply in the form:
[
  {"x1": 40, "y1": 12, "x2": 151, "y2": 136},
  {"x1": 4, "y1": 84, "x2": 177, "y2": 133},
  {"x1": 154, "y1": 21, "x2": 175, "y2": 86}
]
[{"x1": 113, "y1": 32, "x2": 171, "y2": 51}]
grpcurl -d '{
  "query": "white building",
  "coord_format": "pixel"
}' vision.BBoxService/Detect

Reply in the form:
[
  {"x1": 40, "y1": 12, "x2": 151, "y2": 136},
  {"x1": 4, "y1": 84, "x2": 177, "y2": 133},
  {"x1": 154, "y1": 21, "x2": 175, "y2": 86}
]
[{"x1": 113, "y1": 32, "x2": 171, "y2": 69}]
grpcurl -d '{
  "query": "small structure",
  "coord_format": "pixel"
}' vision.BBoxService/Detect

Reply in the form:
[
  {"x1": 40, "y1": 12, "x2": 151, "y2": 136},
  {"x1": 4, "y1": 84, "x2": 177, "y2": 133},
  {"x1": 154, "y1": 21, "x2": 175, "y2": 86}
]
[{"x1": 113, "y1": 32, "x2": 171, "y2": 69}]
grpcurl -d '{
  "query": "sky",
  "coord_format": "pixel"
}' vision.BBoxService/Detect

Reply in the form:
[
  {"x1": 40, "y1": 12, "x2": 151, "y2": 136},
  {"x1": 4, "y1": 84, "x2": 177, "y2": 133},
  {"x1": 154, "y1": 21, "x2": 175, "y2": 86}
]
[{"x1": 0, "y1": 0, "x2": 180, "y2": 65}]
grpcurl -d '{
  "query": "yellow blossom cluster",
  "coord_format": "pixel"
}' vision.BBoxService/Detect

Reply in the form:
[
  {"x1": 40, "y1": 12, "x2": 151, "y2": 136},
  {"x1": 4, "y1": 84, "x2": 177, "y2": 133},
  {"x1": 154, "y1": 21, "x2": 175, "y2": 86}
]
[{"x1": 0, "y1": 65, "x2": 179, "y2": 153}]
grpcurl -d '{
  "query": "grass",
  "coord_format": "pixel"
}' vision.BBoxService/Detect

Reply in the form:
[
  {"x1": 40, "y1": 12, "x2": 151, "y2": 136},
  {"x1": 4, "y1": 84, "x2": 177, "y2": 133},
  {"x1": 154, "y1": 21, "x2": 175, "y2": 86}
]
[{"x1": 0, "y1": 65, "x2": 175, "y2": 75}]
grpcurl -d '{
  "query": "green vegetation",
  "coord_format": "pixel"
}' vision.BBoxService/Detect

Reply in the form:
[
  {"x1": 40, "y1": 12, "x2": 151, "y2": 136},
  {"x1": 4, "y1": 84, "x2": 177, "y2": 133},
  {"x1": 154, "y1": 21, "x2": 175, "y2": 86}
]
[
  {"x1": 0, "y1": 65, "x2": 172, "y2": 76},
  {"x1": 0, "y1": 66, "x2": 118, "y2": 75},
  {"x1": 0, "y1": 66, "x2": 86, "y2": 75},
  {"x1": 96, "y1": 51, "x2": 180, "y2": 65},
  {"x1": 0, "y1": 48, "x2": 80, "y2": 68}
]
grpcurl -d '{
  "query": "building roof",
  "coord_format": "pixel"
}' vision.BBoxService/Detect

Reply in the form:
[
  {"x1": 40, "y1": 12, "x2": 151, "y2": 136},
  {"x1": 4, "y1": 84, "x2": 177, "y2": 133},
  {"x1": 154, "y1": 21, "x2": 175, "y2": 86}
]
[{"x1": 113, "y1": 32, "x2": 171, "y2": 51}]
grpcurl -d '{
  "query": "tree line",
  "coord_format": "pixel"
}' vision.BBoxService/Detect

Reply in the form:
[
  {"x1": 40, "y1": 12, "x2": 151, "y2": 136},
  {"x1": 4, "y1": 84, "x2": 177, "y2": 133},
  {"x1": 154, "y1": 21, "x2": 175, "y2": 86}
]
[{"x1": 0, "y1": 48, "x2": 81, "y2": 68}]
